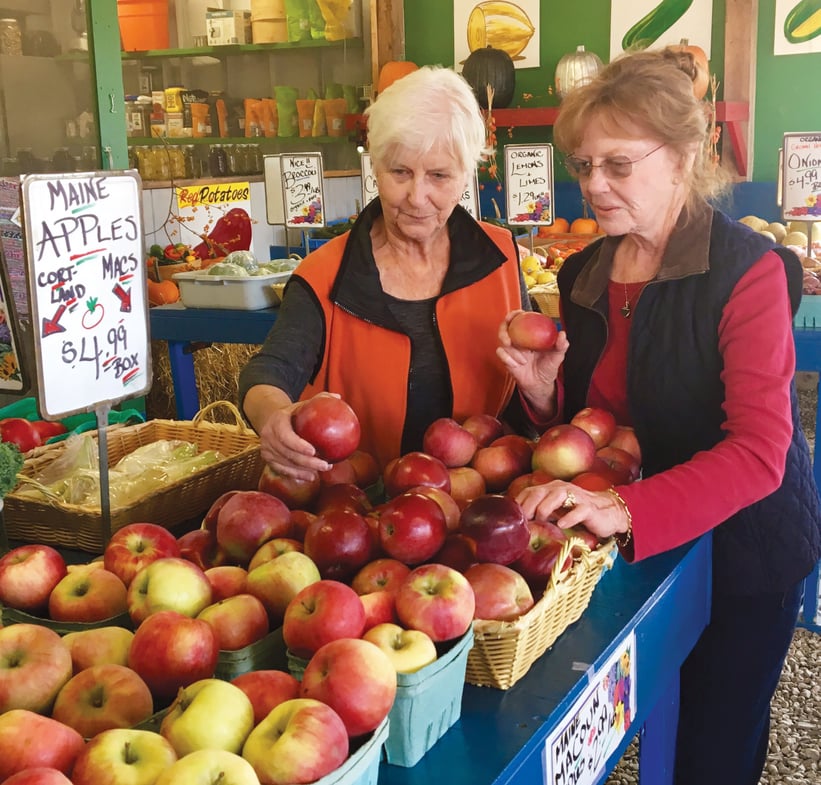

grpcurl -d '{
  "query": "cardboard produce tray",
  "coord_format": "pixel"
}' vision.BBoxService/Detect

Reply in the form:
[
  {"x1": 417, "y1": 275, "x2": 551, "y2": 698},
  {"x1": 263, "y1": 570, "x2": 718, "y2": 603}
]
[{"x1": 3, "y1": 401, "x2": 263, "y2": 554}]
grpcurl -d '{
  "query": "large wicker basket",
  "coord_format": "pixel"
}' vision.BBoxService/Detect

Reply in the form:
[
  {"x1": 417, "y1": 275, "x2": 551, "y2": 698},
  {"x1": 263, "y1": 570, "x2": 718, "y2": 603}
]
[
  {"x1": 3, "y1": 401, "x2": 264, "y2": 554},
  {"x1": 465, "y1": 536, "x2": 616, "y2": 689}
]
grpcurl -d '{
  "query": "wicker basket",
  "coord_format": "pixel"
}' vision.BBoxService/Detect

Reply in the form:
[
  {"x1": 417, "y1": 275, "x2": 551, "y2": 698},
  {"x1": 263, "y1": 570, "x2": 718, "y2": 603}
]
[
  {"x1": 465, "y1": 536, "x2": 616, "y2": 689},
  {"x1": 3, "y1": 401, "x2": 264, "y2": 554},
  {"x1": 529, "y1": 285, "x2": 560, "y2": 319}
]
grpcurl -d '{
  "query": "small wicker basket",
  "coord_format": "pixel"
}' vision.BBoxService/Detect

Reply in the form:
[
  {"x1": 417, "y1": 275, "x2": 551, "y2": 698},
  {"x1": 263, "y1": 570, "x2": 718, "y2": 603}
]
[
  {"x1": 465, "y1": 536, "x2": 616, "y2": 689},
  {"x1": 529, "y1": 285, "x2": 560, "y2": 319},
  {"x1": 3, "y1": 401, "x2": 263, "y2": 554}
]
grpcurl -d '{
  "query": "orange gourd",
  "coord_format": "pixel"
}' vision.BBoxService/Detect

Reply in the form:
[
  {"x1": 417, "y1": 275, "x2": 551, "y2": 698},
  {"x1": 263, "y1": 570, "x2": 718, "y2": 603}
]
[
  {"x1": 570, "y1": 217, "x2": 600, "y2": 235},
  {"x1": 147, "y1": 278, "x2": 180, "y2": 306},
  {"x1": 376, "y1": 61, "x2": 419, "y2": 95},
  {"x1": 670, "y1": 39, "x2": 710, "y2": 100}
]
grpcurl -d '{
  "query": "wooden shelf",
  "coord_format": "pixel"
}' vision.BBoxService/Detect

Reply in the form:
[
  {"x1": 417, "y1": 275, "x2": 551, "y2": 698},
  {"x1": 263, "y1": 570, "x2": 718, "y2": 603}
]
[{"x1": 121, "y1": 38, "x2": 363, "y2": 61}]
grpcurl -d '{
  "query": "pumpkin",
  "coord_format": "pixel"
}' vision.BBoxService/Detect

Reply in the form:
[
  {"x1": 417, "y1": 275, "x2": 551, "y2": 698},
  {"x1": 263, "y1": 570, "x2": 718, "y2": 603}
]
[
  {"x1": 461, "y1": 46, "x2": 516, "y2": 109},
  {"x1": 376, "y1": 61, "x2": 419, "y2": 95},
  {"x1": 669, "y1": 39, "x2": 710, "y2": 100},
  {"x1": 554, "y1": 45, "x2": 603, "y2": 100},
  {"x1": 147, "y1": 278, "x2": 180, "y2": 306}
]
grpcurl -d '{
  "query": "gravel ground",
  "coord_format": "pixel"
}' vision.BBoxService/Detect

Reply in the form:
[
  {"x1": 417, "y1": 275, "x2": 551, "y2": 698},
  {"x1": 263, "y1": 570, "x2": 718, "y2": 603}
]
[{"x1": 605, "y1": 377, "x2": 821, "y2": 785}]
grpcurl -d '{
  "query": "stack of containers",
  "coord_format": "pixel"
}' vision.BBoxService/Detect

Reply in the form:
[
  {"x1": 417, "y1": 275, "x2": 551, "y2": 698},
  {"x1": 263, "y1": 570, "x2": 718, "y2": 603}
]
[{"x1": 251, "y1": 0, "x2": 289, "y2": 43}]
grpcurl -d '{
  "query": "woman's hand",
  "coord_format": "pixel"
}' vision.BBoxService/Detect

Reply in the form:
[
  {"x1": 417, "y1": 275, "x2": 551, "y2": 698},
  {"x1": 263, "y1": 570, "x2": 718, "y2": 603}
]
[
  {"x1": 496, "y1": 309, "x2": 569, "y2": 418},
  {"x1": 516, "y1": 479, "x2": 631, "y2": 541}
]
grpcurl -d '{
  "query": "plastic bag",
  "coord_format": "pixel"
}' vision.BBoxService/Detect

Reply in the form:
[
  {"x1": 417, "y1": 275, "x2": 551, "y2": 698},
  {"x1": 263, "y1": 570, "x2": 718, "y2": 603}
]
[{"x1": 316, "y1": 0, "x2": 353, "y2": 41}]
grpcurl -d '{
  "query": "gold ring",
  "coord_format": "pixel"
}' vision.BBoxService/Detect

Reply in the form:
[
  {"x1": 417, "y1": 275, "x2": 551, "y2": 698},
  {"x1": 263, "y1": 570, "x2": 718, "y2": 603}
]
[{"x1": 562, "y1": 491, "x2": 577, "y2": 509}]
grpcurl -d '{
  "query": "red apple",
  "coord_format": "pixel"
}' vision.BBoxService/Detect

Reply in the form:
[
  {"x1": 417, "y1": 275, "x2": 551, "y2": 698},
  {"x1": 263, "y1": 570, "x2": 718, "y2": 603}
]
[
  {"x1": 570, "y1": 406, "x2": 618, "y2": 449},
  {"x1": 202, "y1": 490, "x2": 240, "y2": 533},
  {"x1": 508, "y1": 310, "x2": 558, "y2": 351},
  {"x1": 318, "y1": 458, "x2": 357, "y2": 487},
  {"x1": 507, "y1": 469, "x2": 554, "y2": 498},
  {"x1": 247, "y1": 538, "x2": 303, "y2": 571},
  {"x1": 0, "y1": 710, "x2": 84, "y2": 781},
  {"x1": 48, "y1": 567, "x2": 128, "y2": 623},
  {"x1": 103, "y1": 522, "x2": 181, "y2": 587},
  {"x1": 422, "y1": 417, "x2": 479, "y2": 467},
  {"x1": 303, "y1": 508, "x2": 375, "y2": 581},
  {"x1": 0, "y1": 544, "x2": 67, "y2": 614},
  {"x1": 471, "y1": 435, "x2": 533, "y2": 492},
  {"x1": 360, "y1": 589, "x2": 398, "y2": 630},
  {"x1": 347, "y1": 449, "x2": 380, "y2": 488},
  {"x1": 459, "y1": 493, "x2": 530, "y2": 565},
  {"x1": 447, "y1": 465, "x2": 487, "y2": 509},
  {"x1": 571, "y1": 470, "x2": 618, "y2": 491},
  {"x1": 51, "y1": 663, "x2": 154, "y2": 737},
  {"x1": 512, "y1": 520, "x2": 571, "y2": 592},
  {"x1": 204, "y1": 564, "x2": 248, "y2": 601},
  {"x1": 596, "y1": 445, "x2": 641, "y2": 483},
  {"x1": 394, "y1": 563, "x2": 475, "y2": 642},
  {"x1": 465, "y1": 562, "x2": 535, "y2": 621},
  {"x1": 351, "y1": 557, "x2": 411, "y2": 595},
  {"x1": 282, "y1": 580, "x2": 366, "y2": 658},
  {"x1": 385, "y1": 451, "x2": 451, "y2": 497},
  {"x1": 608, "y1": 425, "x2": 642, "y2": 463},
  {"x1": 314, "y1": 482, "x2": 373, "y2": 516},
  {"x1": 532, "y1": 423, "x2": 598, "y2": 480},
  {"x1": 126, "y1": 557, "x2": 213, "y2": 625},
  {"x1": 430, "y1": 533, "x2": 478, "y2": 573},
  {"x1": 4, "y1": 769, "x2": 73, "y2": 785},
  {"x1": 197, "y1": 593, "x2": 270, "y2": 651},
  {"x1": 410, "y1": 484, "x2": 462, "y2": 531},
  {"x1": 177, "y1": 527, "x2": 229, "y2": 571},
  {"x1": 245, "y1": 551, "x2": 321, "y2": 625},
  {"x1": 0, "y1": 623, "x2": 73, "y2": 714},
  {"x1": 300, "y1": 637, "x2": 397, "y2": 737},
  {"x1": 0, "y1": 418, "x2": 41, "y2": 453},
  {"x1": 291, "y1": 394, "x2": 361, "y2": 463},
  {"x1": 377, "y1": 491, "x2": 448, "y2": 565},
  {"x1": 231, "y1": 669, "x2": 301, "y2": 726},
  {"x1": 460, "y1": 413, "x2": 505, "y2": 447},
  {"x1": 61, "y1": 626, "x2": 134, "y2": 673},
  {"x1": 289, "y1": 509, "x2": 318, "y2": 541},
  {"x1": 567, "y1": 524, "x2": 602, "y2": 555},
  {"x1": 258, "y1": 464, "x2": 321, "y2": 510},
  {"x1": 216, "y1": 490, "x2": 292, "y2": 564},
  {"x1": 127, "y1": 610, "x2": 219, "y2": 701}
]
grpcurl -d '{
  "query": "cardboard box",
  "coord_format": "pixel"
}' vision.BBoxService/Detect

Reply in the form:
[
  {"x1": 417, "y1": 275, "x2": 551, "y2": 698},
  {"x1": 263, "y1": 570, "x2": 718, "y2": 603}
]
[{"x1": 206, "y1": 9, "x2": 252, "y2": 45}]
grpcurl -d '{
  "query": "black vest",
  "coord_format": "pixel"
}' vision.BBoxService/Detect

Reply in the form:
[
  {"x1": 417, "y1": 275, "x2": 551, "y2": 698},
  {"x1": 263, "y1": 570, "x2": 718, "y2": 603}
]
[{"x1": 558, "y1": 209, "x2": 821, "y2": 596}]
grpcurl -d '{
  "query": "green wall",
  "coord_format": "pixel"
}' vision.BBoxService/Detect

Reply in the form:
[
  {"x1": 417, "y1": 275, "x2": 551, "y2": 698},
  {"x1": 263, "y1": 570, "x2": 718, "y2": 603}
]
[{"x1": 404, "y1": 1, "x2": 818, "y2": 184}]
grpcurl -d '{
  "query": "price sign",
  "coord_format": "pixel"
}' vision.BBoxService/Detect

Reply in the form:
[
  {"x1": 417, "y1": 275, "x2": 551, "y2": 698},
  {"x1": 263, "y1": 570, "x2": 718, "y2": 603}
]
[
  {"x1": 280, "y1": 153, "x2": 325, "y2": 229},
  {"x1": 360, "y1": 152, "x2": 378, "y2": 207},
  {"x1": 460, "y1": 169, "x2": 480, "y2": 219},
  {"x1": 21, "y1": 171, "x2": 151, "y2": 419},
  {"x1": 504, "y1": 143, "x2": 554, "y2": 226},
  {"x1": 781, "y1": 132, "x2": 821, "y2": 222}
]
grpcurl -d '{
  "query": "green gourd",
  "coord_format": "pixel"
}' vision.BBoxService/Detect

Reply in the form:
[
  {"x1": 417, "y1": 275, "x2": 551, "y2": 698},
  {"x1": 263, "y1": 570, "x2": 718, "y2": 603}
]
[{"x1": 621, "y1": 0, "x2": 694, "y2": 50}]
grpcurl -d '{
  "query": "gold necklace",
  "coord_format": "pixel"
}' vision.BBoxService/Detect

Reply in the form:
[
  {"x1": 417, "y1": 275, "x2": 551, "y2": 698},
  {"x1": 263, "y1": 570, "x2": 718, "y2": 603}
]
[{"x1": 620, "y1": 282, "x2": 647, "y2": 318}]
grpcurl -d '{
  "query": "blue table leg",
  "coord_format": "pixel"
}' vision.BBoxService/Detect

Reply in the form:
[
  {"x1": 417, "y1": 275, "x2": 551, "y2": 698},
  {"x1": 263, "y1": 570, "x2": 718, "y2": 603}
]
[
  {"x1": 638, "y1": 671, "x2": 679, "y2": 785},
  {"x1": 166, "y1": 340, "x2": 201, "y2": 420},
  {"x1": 799, "y1": 372, "x2": 821, "y2": 632}
]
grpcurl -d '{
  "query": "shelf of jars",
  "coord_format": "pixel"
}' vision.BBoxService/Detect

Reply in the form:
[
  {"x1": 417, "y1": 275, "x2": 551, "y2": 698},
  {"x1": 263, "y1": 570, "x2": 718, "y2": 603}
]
[{"x1": 120, "y1": 38, "x2": 364, "y2": 62}]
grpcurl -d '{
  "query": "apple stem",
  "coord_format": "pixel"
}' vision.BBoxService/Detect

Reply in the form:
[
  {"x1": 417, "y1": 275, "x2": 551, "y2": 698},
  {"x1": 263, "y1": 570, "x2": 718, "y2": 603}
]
[{"x1": 123, "y1": 740, "x2": 138, "y2": 765}]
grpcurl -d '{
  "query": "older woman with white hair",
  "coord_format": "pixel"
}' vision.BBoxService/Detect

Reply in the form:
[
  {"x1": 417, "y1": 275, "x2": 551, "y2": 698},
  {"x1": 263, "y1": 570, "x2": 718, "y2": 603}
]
[{"x1": 240, "y1": 65, "x2": 529, "y2": 477}]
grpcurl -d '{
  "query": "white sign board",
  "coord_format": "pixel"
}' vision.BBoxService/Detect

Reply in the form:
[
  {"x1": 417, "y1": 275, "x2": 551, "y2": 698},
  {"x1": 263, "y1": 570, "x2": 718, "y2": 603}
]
[
  {"x1": 21, "y1": 171, "x2": 151, "y2": 418},
  {"x1": 544, "y1": 631, "x2": 637, "y2": 785},
  {"x1": 460, "y1": 170, "x2": 480, "y2": 219},
  {"x1": 360, "y1": 152, "x2": 378, "y2": 207},
  {"x1": 504, "y1": 144, "x2": 554, "y2": 225},
  {"x1": 781, "y1": 132, "x2": 821, "y2": 222},
  {"x1": 264, "y1": 153, "x2": 326, "y2": 229}
]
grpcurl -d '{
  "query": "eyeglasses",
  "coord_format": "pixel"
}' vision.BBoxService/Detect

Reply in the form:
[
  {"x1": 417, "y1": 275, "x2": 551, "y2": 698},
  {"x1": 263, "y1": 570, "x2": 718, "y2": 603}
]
[{"x1": 564, "y1": 143, "x2": 666, "y2": 180}]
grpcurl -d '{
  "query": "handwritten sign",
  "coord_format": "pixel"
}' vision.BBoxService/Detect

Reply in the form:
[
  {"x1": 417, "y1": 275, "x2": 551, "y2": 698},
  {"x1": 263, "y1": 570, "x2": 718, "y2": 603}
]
[
  {"x1": 360, "y1": 152, "x2": 378, "y2": 207},
  {"x1": 21, "y1": 171, "x2": 151, "y2": 419},
  {"x1": 544, "y1": 632, "x2": 637, "y2": 785},
  {"x1": 460, "y1": 169, "x2": 480, "y2": 219},
  {"x1": 781, "y1": 132, "x2": 821, "y2": 221},
  {"x1": 504, "y1": 143, "x2": 554, "y2": 225},
  {"x1": 281, "y1": 153, "x2": 325, "y2": 228}
]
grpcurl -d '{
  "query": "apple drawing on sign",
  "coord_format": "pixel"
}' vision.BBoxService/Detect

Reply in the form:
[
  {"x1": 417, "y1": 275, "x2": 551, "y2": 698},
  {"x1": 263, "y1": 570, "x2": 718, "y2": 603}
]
[
  {"x1": 291, "y1": 394, "x2": 361, "y2": 463},
  {"x1": 0, "y1": 544, "x2": 67, "y2": 614}
]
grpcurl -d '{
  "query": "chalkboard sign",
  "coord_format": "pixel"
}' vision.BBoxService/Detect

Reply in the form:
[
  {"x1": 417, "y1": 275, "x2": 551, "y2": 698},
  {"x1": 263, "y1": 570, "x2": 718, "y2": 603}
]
[
  {"x1": 781, "y1": 132, "x2": 821, "y2": 221},
  {"x1": 360, "y1": 152, "x2": 378, "y2": 207},
  {"x1": 504, "y1": 143, "x2": 554, "y2": 225},
  {"x1": 21, "y1": 171, "x2": 151, "y2": 419}
]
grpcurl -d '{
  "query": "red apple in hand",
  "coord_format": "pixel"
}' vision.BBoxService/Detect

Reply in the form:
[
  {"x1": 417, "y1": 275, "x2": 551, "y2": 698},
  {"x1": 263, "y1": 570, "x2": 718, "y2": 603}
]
[
  {"x1": 292, "y1": 394, "x2": 361, "y2": 463},
  {"x1": 103, "y1": 522, "x2": 181, "y2": 587},
  {"x1": 461, "y1": 413, "x2": 505, "y2": 447},
  {"x1": 459, "y1": 493, "x2": 530, "y2": 565},
  {"x1": 303, "y1": 508, "x2": 374, "y2": 581},
  {"x1": 422, "y1": 417, "x2": 479, "y2": 467},
  {"x1": 378, "y1": 491, "x2": 448, "y2": 565},
  {"x1": 532, "y1": 424, "x2": 597, "y2": 480},
  {"x1": 216, "y1": 490, "x2": 292, "y2": 564},
  {"x1": 508, "y1": 310, "x2": 558, "y2": 351},
  {"x1": 465, "y1": 562, "x2": 535, "y2": 621},
  {"x1": 0, "y1": 544, "x2": 67, "y2": 614},
  {"x1": 570, "y1": 407, "x2": 617, "y2": 449}
]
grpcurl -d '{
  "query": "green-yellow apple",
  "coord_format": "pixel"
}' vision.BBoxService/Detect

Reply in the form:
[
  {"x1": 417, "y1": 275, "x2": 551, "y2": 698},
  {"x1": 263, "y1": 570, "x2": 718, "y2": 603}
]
[
  {"x1": 47, "y1": 567, "x2": 128, "y2": 622},
  {"x1": 71, "y1": 728, "x2": 177, "y2": 785},
  {"x1": 61, "y1": 626, "x2": 134, "y2": 673},
  {"x1": 153, "y1": 748, "x2": 261, "y2": 785},
  {"x1": 246, "y1": 550, "x2": 321, "y2": 625},
  {"x1": 4, "y1": 768, "x2": 73, "y2": 784},
  {"x1": 126, "y1": 556, "x2": 213, "y2": 625},
  {"x1": 300, "y1": 637, "x2": 397, "y2": 737},
  {"x1": 196, "y1": 593, "x2": 269, "y2": 651},
  {"x1": 362, "y1": 622, "x2": 438, "y2": 674},
  {"x1": 103, "y1": 522, "x2": 181, "y2": 587},
  {"x1": 247, "y1": 538, "x2": 304, "y2": 572},
  {"x1": 241, "y1": 698, "x2": 348, "y2": 785},
  {"x1": 0, "y1": 544, "x2": 67, "y2": 614},
  {"x1": 51, "y1": 663, "x2": 154, "y2": 737},
  {"x1": 230, "y1": 670, "x2": 300, "y2": 726},
  {"x1": 127, "y1": 610, "x2": 219, "y2": 702},
  {"x1": 160, "y1": 678, "x2": 254, "y2": 756},
  {"x1": 0, "y1": 710, "x2": 85, "y2": 781},
  {"x1": 0, "y1": 623, "x2": 73, "y2": 714},
  {"x1": 204, "y1": 564, "x2": 249, "y2": 601}
]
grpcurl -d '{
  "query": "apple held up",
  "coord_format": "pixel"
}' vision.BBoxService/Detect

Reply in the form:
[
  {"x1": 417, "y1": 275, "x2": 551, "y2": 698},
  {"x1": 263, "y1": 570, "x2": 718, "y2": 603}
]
[
  {"x1": 377, "y1": 490, "x2": 448, "y2": 565},
  {"x1": 507, "y1": 310, "x2": 559, "y2": 351},
  {"x1": 196, "y1": 593, "x2": 270, "y2": 651},
  {"x1": 303, "y1": 508, "x2": 375, "y2": 581},
  {"x1": 246, "y1": 550, "x2": 321, "y2": 625},
  {"x1": 48, "y1": 567, "x2": 128, "y2": 623},
  {"x1": 216, "y1": 490, "x2": 292, "y2": 565},
  {"x1": 241, "y1": 698, "x2": 349, "y2": 785},
  {"x1": 459, "y1": 493, "x2": 530, "y2": 565},
  {"x1": 231, "y1": 669, "x2": 300, "y2": 726},
  {"x1": 51, "y1": 663, "x2": 154, "y2": 738},
  {"x1": 0, "y1": 543, "x2": 67, "y2": 614},
  {"x1": 300, "y1": 637, "x2": 397, "y2": 737},
  {"x1": 70, "y1": 728, "x2": 178, "y2": 785},
  {"x1": 0, "y1": 710, "x2": 85, "y2": 782},
  {"x1": 103, "y1": 522, "x2": 181, "y2": 587},
  {"x1": 291, "y1": 393, "x2": 361, "y2": 463},
  {"x1": 532, "y1": 423, "x2": 597, "y2": 480},
  {"x1": 0, "y1": 623, "x2": 73, "y2": 714},
  {"x1": 154, "y1": 749, "x2": 261, "y2": 785},
  {"x1": 465, "y1": 562, "x2": 535, "y2": 621},
  {"x1": 127, "y1": 556, "x2": 213, "y2": 625},
  {"x1": 422, "y1": 417, "x2": 479, "y2": 468},
  {"x1": 160, "y1": 678, "x2": 255, "y2": 757},
  {"x1": 363, "y1": 621, "x2": 438, "y2": 674},
  {"x1": 62, "y1": 625, "x2": 135, "y2": 673}
]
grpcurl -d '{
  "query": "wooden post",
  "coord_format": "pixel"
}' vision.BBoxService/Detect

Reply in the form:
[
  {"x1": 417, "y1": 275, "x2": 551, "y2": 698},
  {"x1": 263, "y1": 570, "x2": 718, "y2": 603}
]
[
  {"x1": 723, "y1": 0, "x2": 756, "y2": 180},
  {"x1": 370, "y1": 0, "x2": 405, "y2": 90}
]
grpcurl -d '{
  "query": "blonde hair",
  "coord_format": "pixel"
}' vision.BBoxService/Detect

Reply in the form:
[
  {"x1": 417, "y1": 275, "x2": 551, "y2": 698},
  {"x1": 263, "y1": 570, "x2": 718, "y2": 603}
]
[
  {"x1": 553, "y1": 47, "x2": 731, "y2": 206},
  {"x1": 364, "y1": 65, "x2": 491, "y2": 181}
]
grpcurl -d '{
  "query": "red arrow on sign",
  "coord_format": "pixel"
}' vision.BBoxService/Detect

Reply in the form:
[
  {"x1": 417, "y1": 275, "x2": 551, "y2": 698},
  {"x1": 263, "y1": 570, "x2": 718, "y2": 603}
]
[
  {"x1": 112, "y1": 283, "x2": 132, "y2": 312},
  {"x1": 42, "y1": 304, "x2": 67, "y2": 337}
]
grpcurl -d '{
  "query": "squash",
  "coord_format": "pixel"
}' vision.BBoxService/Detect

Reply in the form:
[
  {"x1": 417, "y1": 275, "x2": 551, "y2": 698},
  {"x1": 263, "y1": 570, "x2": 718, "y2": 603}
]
[
  {"x1": 554, "y1": 45, "x2": 603, "y2": 100},
  {"x1": 376, "y1": 61, "x2": 419, "y2": 95},
  {"x1": 147, "y1": 278, "x2": 180, "y2": 307},
  {"x1": 467, "y1": 1, "x2": 535, "y2": 59},
  {"x1": 461, "y1": 46, "x2": 516, "y2": 109},
  {"x1": 669, "y1": 39, "x2": 710, "y2": 100}
]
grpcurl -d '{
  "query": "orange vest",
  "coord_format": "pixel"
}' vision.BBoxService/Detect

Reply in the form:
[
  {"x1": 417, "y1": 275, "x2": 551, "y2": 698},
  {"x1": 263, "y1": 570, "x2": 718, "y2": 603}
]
[{"x1": 295, "y1": 222, "x2": 523, "y2": 468}]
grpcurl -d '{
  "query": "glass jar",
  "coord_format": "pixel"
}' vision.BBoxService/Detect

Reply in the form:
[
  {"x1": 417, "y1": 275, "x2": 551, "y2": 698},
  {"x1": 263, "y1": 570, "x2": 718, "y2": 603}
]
[
  {"x1": 183, "y1": 145, "x2": 196, "y2": 179},
  {"x1": 0, "y1": 19, "x2": 22, "y2": 56},
  {"x1": 209, "y1": 144, "x2": 228, "y2": 177}
]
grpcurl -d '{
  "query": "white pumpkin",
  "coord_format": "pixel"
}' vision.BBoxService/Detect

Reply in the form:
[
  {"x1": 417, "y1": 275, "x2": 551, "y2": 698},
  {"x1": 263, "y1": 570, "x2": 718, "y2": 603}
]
[{"x1": 555, "y1": 45, "x2": 603, "y2": 100}]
